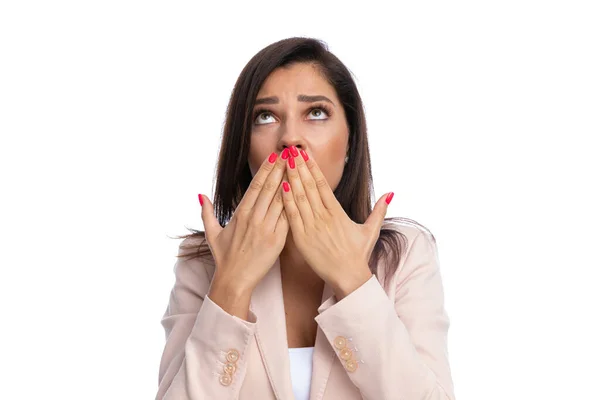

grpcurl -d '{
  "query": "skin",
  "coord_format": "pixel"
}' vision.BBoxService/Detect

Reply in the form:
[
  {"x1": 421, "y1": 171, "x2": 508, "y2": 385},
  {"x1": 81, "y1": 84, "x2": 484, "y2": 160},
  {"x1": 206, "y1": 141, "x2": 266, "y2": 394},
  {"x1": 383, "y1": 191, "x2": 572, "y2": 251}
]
[{"x1": 247, "y1": 62, "x2": 350, "y2": 288}]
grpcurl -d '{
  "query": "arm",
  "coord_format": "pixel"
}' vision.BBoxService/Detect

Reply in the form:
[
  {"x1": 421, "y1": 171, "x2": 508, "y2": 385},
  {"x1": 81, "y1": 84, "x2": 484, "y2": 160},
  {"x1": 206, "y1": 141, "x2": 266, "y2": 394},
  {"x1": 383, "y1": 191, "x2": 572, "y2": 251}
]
[
  {"x1": 314, "y1": 230, "x2": 455, "y2": 400},
  {"x1": 156, "y1": 242, "x2": 257, "y2": 400}
]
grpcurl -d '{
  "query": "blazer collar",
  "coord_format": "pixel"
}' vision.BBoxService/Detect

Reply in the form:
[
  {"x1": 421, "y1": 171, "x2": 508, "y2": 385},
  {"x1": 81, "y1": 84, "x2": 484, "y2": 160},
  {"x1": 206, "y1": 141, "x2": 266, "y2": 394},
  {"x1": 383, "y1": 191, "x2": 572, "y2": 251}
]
[{"x1": 249, "y1": 256, "x2": 337, "y2": 400}]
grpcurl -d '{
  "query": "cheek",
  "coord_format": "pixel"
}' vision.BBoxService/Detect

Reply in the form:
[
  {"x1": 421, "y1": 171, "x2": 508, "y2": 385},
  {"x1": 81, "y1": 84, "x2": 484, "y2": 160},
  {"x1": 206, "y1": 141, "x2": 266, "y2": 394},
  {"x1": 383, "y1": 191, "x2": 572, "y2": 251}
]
[
  {"x1": 248, "y1": 136, "x2": 276, "y2": 177},
  {"x1": 321, "y1": 137, "x2": 348, "y2": 189},
  {"x1": 248, "y1": 149, "x2": 266, "y2": 177},
  {"x1": 313, "y1": 155, "x2": 344, "y2": 190},
  {"x1": 328, "y1": 135, "x2": 349, "y2": 166}
]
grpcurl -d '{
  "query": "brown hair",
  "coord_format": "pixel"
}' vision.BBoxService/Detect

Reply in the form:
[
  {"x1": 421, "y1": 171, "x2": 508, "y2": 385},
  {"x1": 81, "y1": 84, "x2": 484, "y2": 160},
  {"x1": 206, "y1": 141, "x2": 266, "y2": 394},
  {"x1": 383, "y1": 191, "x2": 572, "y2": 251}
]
[{"x1": 170, "y1": 37, "x2": 434, "y2": 288}]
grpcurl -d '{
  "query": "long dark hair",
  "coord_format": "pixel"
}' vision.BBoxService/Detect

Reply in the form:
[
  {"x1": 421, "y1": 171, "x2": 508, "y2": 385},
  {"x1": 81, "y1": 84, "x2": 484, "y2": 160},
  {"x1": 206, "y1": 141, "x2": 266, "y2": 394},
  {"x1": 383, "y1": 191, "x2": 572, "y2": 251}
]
[{"x1": 170, "y1": 37, "x2": 434, "y2": 288}]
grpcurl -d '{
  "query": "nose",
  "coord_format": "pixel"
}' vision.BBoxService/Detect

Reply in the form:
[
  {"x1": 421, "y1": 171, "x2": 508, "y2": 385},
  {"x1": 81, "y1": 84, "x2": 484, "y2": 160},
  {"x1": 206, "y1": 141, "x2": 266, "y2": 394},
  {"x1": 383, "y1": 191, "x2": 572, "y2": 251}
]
[
  {"x1": 278, "y1": 123, "x2": 305, "y2": 154},
  {"x1": 283, "y1": 144, "x2": 302, "y2": 153}
]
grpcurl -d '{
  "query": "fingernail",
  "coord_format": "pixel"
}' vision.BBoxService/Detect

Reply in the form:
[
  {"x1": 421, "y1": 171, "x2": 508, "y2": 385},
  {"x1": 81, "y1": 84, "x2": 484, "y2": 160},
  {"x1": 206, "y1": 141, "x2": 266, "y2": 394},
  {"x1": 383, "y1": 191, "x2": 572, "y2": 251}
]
[
  {"x1": 198, "y1": 194, "x2": 204, "y2": 207},
  {"x1": 282, "y1": 148, "x2": 290, "y2": 159},
  {"x1": 289, "y1": 146, "x2": 299, "y2": 157},
  {"x1": 288, "y1": 156, "x2": 295, "y2": 169},
  {"x1": 283, "y1": 182, "x2": 290, "y2": 192},
  {"x1": 300, "y1": 149, "x2": 309, "y2": 161},
  {"x1": 385, "y1": 192, "x2": 394, "y2": 205},
  {"x1": 268, "y1": 152, "x2": 277, "y2": 163}
]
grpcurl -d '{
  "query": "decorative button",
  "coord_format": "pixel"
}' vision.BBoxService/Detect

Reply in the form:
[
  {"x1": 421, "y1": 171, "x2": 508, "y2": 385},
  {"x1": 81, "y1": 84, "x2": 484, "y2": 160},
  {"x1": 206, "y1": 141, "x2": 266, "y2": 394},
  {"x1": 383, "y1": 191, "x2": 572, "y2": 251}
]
[
  {"x1": 345, "y1": 359, "x2": 358, "y2": 372},
  {"x1": 219, "y1": 374, "x2": 233, "y2": 386},
  {"x1": 339, "y1": 347, "x2": 353, "y2": 361},
  {"x1": 226, "y1": 349, "x2": 240, "y2": 363},
  {"x1": 334, "y1": 336, "x2": 347, "y2": 350},
  {"x1": 223, "y1": 362, "x2": 237, "y2": 375}
]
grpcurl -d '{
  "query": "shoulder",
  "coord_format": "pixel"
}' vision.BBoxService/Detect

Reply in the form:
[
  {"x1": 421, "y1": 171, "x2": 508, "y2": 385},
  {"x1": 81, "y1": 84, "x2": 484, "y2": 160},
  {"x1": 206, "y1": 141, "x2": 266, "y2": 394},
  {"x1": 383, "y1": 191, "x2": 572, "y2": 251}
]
[
  {"x1": 381, "y1": 216, "x2": 436, "y2": 248},
  {"x1": 172, "y1": 236, "x2": 217, "y2": 292},
  {"x1": 376, "y1": 217, "x2": 438, "y2": 285}
]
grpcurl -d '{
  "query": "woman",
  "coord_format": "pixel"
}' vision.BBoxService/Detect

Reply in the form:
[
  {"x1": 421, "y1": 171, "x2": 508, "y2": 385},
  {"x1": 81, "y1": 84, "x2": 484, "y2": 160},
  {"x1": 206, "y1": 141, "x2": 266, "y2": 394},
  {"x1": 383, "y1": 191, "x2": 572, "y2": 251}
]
[{"x1": 157, "y1": 37, "x2": 455, "y2": 400}]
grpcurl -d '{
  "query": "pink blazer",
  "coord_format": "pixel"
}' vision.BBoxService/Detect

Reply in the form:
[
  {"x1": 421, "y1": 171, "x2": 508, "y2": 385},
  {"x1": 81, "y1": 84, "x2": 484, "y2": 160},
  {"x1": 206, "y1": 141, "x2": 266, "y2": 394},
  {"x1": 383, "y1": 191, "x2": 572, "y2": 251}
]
[{"x1": 156, "y1": 223, "x2": 455, "y2": 399}]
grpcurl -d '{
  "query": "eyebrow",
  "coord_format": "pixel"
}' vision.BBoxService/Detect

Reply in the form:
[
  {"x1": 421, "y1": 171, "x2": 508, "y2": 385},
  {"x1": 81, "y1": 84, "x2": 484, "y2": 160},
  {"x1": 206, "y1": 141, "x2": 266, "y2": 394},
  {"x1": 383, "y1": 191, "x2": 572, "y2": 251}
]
[{"x1": 254, "y1": 94, "x2": 335, "y2": 106}]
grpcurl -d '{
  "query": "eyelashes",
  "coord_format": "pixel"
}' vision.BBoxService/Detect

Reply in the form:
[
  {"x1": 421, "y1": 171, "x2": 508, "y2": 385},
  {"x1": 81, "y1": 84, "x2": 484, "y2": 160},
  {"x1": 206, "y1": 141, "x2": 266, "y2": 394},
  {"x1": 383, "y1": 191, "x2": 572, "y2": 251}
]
[
  {"x1": 253, "y1": 108, "x2": 274, "y2": 121},
  {"x1": 253, "y1": 103, "x2": 333, "y2": 124},
  {"x1": 308, "y1": 105, "x2": 333, "y2": 118}
]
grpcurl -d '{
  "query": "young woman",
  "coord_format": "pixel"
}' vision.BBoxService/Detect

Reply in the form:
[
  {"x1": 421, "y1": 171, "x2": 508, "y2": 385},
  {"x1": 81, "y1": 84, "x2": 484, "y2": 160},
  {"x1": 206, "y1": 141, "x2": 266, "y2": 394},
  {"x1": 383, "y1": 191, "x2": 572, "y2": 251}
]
[{"x1": 156, "y1": 37, "x2": 455, "y2": 400}]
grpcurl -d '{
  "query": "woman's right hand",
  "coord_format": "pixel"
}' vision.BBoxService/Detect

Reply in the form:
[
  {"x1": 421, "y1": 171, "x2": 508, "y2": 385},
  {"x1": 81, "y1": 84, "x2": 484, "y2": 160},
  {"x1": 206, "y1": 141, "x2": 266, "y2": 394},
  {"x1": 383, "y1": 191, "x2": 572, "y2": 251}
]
[{"x1": 199, "y1": 150, "x2": 290, "y2": 295}]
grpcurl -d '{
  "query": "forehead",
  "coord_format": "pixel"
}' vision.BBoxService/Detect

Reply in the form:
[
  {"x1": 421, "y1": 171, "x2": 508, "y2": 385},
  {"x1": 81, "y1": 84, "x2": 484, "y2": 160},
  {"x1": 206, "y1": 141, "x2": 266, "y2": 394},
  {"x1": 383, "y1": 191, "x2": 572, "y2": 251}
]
[{"x1": 257, "y1": 63, "x2": 337, "y2": 99}]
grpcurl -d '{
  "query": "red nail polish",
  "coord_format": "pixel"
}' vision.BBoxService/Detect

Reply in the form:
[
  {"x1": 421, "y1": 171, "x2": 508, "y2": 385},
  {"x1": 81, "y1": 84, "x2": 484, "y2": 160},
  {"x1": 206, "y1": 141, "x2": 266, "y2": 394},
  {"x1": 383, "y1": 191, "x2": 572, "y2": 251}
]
[
  {"x1": 283, "y1": 182, "x2": 290, "y2": 192},
  {"x1": 385, "y1": 192, "x2": 394, "y2": 205},
  {"x1": 282, "y1": 148, "x2": 290, "y2": 159},
  {"x1": 268, "y1": 152, "x2": 277, "y2": 163},
  {"x1": 289, "y1": 146, "x2": 299, "y2": 157},
  {"x1": 288, "y1": 156, "x2": 295, "y2": 169},
  {"x1": 198, "y1": 194, "x2": 204, "y2": 207},
  {"x1": 300, "y1": 149, "x2": 309, "y2": 161}
]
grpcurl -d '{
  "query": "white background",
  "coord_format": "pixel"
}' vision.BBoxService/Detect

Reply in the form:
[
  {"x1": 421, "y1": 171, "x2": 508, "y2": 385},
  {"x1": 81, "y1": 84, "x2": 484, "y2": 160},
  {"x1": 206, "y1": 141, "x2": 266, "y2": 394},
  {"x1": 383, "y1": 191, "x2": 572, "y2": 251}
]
[{"x1": 1, "y1": 1, "x2": 599, "y2": 399}]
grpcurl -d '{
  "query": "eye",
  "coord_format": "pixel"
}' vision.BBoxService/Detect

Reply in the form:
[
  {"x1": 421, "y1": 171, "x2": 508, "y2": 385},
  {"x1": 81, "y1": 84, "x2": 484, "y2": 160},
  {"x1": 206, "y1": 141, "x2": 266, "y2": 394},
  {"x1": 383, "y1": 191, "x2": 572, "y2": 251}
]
[
  {"x1": 308, "y1": 108, "x2": 326, "y2": 120},
  {"x1": 253, "y1": 104, "x2": 332, "y2": 125},
  {"x1": 254, "y1": 110, "x2": 276, "y2": 125},
  {"x1": 307, "y1": 105, "x2": 332, "y2": 120}
]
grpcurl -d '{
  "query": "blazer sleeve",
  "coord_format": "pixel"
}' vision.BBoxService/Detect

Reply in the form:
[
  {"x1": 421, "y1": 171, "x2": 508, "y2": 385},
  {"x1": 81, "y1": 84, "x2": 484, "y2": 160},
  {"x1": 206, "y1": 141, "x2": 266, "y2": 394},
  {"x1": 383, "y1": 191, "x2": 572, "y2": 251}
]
[
  {"x1": 156, "y1": 242, "x2": 258, "y2": 400},
  {"x1": 314, "y1": 229, "x2": 455, "y2": 400}
]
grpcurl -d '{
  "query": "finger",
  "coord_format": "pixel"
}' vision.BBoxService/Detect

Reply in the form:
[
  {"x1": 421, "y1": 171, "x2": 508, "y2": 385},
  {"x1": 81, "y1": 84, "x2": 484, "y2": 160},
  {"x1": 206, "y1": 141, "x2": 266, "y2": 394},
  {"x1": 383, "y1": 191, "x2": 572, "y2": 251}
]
[
  {"x1": 274, "y1": 208, "x2": 289, "y2": 239},
  {"x1": 263, "y1": 187, "x2": 285, "y2": 230},
  {"x1": 236, "y1": 151, "x2": 282, "y2": 214},
  {"x1": 198, "y1": 193, "x2": 222, "y2": 245},
  {"x1": 365, "y1": 192, "x2": 393, "y2": 233},
  {"x1": 301, "y1": 149, "x2": 340, "y2": 212},
  {"x1": 251, "y1": 150, "x2": 288, "y2": 222},
  {"x1": 281, "y1": 180, "x2": 305, "y2": 235},
  {"x1": 284, "y1": 147, "x2": 314, "y2": 225},
  {"x1": 289, "y1": 147, "x2": 326, "y2": 219}
]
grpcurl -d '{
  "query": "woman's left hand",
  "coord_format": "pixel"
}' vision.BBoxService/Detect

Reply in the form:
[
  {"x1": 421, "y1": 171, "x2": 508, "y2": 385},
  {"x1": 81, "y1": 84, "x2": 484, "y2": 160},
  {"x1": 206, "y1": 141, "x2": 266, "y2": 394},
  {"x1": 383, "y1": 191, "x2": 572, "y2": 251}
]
[{"x1": 281, "y1": 147, "x2": 394, "y2": 299}]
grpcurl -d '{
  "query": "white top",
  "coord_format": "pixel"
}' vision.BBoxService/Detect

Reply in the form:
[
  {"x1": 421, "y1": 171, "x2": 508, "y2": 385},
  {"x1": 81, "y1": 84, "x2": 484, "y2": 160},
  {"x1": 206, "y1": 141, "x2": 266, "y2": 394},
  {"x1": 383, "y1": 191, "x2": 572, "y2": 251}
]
[{"x1": 288, "y1": 347, "x2": 314, "y2": 400}]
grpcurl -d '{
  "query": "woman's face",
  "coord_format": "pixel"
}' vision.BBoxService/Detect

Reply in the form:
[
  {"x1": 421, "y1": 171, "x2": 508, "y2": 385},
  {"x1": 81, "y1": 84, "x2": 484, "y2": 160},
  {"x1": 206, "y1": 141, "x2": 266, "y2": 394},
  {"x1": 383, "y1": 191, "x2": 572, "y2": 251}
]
[{"x1": 248, "y1": 62, "x2": 349, "y2": 192}]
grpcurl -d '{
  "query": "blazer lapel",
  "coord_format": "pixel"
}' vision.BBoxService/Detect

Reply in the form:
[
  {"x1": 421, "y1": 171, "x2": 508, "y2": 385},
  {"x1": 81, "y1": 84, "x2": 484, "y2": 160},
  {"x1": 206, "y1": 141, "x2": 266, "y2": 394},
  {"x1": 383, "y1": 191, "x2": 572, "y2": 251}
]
[
  {"x1": 308, "y1": 283, "x2": 337, "y2": 400},
  {"x1": 250, "y1": 256, "x2": 295, "y2": 400},
  {"x1": 250, "y1": 256, "x2": 338, "y2": 400}
]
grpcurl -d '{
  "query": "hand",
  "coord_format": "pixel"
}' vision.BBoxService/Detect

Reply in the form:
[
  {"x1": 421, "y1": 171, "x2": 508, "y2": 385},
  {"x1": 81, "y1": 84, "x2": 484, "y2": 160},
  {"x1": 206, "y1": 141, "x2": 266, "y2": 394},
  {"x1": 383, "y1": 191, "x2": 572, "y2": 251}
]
[
  {"x1": 199, "y1": 150, "x2": 289, "y2": 294},
  {"x1": 280, "y1": 146, "x2": 394, "y2": 298}
]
